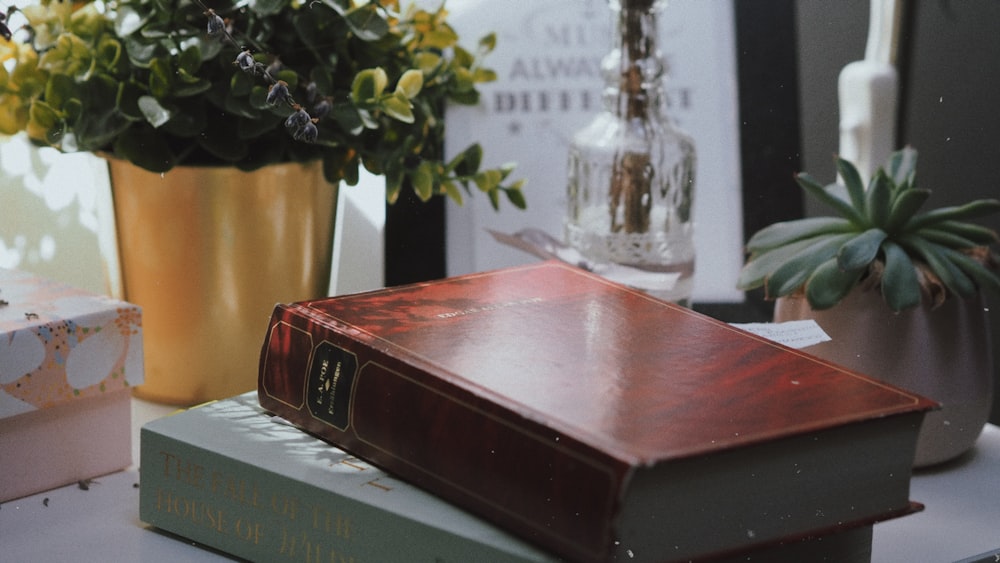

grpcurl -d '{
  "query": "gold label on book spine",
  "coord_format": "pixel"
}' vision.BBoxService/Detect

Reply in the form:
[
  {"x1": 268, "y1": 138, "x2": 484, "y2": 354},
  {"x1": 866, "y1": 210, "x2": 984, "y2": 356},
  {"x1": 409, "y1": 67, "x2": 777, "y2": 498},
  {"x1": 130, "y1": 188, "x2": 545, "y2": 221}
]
[{"x1": 306, "y1": 341, "x2": 358, "y2": 431}]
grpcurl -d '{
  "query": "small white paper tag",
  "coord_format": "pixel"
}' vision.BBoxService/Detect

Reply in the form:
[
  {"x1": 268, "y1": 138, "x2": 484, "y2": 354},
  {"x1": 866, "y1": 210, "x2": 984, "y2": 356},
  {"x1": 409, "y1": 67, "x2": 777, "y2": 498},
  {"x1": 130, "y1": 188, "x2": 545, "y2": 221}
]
[{"x1": 731, "y1": 320, "x2": 832, "y2": 350}]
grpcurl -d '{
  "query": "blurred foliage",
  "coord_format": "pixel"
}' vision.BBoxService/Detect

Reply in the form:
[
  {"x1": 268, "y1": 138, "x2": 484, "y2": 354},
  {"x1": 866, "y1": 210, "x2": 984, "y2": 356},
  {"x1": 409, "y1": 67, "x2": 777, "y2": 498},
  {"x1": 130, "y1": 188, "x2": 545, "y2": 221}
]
[{"x1": 0, "y1": 0, "x2": 524, "y2": 207}]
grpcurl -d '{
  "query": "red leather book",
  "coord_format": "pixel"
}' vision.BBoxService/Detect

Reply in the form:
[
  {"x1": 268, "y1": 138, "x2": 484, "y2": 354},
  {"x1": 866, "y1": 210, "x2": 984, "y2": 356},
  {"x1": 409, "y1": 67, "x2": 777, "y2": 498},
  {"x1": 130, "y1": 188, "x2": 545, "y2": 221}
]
[{"x1": 258, "y1": 261, "x2": 935, "y2": 562}]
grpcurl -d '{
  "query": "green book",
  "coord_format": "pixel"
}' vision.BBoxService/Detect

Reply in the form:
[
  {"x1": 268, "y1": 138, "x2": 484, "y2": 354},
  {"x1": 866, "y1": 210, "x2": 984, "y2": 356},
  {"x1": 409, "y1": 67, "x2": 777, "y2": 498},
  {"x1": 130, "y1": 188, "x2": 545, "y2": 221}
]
[{"x1": 139, "y1": 392, "x2": 559, "y2": 562}]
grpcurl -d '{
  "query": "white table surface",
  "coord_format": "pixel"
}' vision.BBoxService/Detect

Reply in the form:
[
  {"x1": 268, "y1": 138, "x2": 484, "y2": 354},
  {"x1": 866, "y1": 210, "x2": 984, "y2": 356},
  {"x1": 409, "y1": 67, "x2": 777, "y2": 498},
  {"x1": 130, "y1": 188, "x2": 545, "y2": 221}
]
[
  {"x1": 871, "y1": 422, "x2": 1000, "y2": 563},
  {"x1": 2, "y1": 399, "x2": 998, "y2": 562}
]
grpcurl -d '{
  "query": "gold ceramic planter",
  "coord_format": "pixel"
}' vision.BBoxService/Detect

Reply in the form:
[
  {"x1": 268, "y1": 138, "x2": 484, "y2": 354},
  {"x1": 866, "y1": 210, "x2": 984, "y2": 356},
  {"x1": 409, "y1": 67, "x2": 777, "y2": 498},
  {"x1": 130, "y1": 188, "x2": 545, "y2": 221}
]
[{"x1": 109, "y1": 159, "x2": 338, "y2": 405}]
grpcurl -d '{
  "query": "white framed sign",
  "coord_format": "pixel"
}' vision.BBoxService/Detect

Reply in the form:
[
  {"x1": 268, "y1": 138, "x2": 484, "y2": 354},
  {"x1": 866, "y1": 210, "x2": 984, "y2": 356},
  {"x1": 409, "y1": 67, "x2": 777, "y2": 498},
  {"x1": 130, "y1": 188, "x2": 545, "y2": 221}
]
[{"x1": 444, "y1": 0, "x2": 745, "y2": 302}]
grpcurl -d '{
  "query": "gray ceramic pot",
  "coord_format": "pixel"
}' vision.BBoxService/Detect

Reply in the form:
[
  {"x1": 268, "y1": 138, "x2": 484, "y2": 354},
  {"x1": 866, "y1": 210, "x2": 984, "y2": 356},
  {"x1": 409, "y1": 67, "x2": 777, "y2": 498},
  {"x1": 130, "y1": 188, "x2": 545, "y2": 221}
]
[{"x1": 775, "y1": 289, "x2": 994, "y2": 467}]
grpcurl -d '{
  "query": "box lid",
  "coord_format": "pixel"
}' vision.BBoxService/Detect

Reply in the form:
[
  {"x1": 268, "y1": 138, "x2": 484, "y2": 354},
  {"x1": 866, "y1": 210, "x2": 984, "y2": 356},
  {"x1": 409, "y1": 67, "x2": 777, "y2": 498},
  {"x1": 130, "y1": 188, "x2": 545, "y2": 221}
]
[{"x1": 0, "y1": 269, "x2": 143, "y2": 419}]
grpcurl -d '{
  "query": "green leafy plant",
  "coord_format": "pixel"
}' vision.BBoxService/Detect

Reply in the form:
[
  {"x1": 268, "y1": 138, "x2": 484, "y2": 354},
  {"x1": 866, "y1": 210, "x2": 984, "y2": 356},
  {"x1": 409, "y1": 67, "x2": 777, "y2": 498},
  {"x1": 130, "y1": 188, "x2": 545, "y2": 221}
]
[
  {"x1": 738, "y1": 147, "x2": 1000, "y2": 311},
  {"x1": 0, "y1": 0, "x2": 525, "y2": 208}
]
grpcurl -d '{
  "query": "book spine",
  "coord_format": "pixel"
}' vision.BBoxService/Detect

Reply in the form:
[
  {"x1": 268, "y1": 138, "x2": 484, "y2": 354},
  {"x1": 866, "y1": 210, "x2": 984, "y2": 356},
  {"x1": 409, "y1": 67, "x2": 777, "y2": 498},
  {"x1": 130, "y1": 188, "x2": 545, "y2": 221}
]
[
  {"x1": 258, "y1": 303, "x2": 622, "y2": 563},
  {"x1": 139, "y1": 423, "x2": 549, "y2": 563}
]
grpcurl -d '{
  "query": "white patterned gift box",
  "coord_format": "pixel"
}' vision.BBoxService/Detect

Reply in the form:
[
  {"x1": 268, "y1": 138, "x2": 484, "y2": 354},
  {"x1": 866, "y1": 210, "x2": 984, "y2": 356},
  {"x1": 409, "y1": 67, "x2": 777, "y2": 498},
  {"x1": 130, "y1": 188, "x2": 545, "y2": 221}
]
[{"x1": 0, "y1": 268, "x2": 143, "y2": 502}]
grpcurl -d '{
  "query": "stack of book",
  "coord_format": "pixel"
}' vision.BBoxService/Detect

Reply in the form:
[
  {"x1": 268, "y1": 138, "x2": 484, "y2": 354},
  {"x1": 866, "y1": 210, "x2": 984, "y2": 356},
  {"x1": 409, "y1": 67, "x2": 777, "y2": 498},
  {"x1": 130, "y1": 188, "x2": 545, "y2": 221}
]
[
  {"x1": 1, "y1": 268, "x2": 144, "y2": 502},
  {"x1": 140, "y1": 392, "x2": 559, "y2": 562},
  {"x1": 142, "y1": 261, "x2": 934, "y2": 561}
]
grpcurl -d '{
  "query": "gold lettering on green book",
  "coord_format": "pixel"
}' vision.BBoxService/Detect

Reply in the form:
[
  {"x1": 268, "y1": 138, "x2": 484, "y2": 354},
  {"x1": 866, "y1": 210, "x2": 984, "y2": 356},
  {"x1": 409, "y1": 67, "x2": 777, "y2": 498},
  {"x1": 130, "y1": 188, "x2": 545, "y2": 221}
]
[
  {"x1": 336, "y1": 456, "x2": 368, "y2": 472},
  {"x1": 362, "y1": 479, "x2": 393, "y2": 492},
  {"x1": 210, "y1": 469, "x2": 262, "y2": 508},
  {"x1": 150, "y1": 449, "x2": 360, "y2": 558},
  {"x1": 305, "y1": 502, "x2": 353, "y2": 539},
  {"x1": 155, "y1": 487, "x2": 226, "y2": 533},
  {"x1": 234, "y1": 517, "x2": 265, "y2": 545},
  {"x1": 157, "y1": 450, "x2": 206, "y2": 488},
  {"x1": 278, "y1": 529, "x2": 358, "y2": 563}
]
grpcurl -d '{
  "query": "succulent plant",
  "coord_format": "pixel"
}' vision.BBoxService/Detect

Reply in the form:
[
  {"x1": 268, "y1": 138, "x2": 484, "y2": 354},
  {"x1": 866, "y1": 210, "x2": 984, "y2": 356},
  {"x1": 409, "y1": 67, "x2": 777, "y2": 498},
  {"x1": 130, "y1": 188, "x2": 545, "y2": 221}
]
[
  {"x1": 738, "y1": 147, "x2": 1000, "y2": 312},
  {"x1": 0, "y1": 0, "x2": 524, "y2": 208}
]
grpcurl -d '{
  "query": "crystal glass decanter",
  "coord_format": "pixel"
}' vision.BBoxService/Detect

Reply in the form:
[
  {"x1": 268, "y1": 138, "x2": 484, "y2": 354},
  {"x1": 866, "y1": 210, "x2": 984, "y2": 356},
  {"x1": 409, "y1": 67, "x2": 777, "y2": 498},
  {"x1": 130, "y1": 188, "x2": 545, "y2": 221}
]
[{"x1": 565, "y1": 0, "x2": 696, "y2": 304}]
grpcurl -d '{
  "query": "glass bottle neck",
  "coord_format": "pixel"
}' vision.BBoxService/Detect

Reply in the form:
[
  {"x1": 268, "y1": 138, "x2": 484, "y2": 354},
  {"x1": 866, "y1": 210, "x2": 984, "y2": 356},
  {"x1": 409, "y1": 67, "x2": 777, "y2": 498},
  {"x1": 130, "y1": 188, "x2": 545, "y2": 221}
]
[{"x1": 604, "y1": 2, "x2": 667, "y2": 120}]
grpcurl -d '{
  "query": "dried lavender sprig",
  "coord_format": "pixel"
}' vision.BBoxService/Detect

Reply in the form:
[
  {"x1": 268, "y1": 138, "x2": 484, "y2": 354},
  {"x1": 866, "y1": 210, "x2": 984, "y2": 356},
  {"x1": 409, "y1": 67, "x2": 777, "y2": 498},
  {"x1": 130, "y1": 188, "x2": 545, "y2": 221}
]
[
  {"x1": 1, "y1": 10, "x2": 12, "y2": 41},
  {"x1": 192, "y1": 0, "x2": 318, "y2": 141}
]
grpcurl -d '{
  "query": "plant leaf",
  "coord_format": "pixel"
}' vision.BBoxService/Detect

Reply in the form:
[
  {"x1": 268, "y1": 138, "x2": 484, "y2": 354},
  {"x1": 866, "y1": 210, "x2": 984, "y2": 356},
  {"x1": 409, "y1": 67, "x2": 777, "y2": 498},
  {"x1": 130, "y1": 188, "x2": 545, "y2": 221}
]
[
  {"x1": 474, "y1": 169, "x2": 502, "y2": 193},
  {"x1": 795, "y1": 172, "x2": 867, "y2": 226},
  {"x1": 887, "y1": 146, "x2": 917, "y2": 187},
  {"x1": 941, "y1": 248, "x2": 1000, "y2": 297},
  {"x1": 148, "y1": 57, "x2": 172, "y2": 99},
  {"x1": 836, "y1": 155, "x2": 867, "y2": 214},
  {"x1": 113, "y1": 123, "x2": 176, "y2": 172},
  {"x1": 137, "y1": 95, "x2": 171, "y2": 128},
  {"x1": 412, "y1": 161, "x2": 436, "y2": 201},
  {"x1": 442, "y1": 180, "x2": 463, "y2": 206},
  {"x1": 745, "y1": 217, "x2": 854, "y2": 252},
  {"x1": 764, "y1": 233, "x2": 855, "y2": 298},
  {"x1": 343, "y1": 4, "x2": 390, "y2": 41},
  {"x1": 838, "y1": 228, "x2": 887, "y2": 271},
  {"x1": 115, "y1": 81, "x2": 145, "y2": 121},
  {"x1": 351, "y1": 68, "x2": 388, "y2": 103},
  {"x1": 884, "y1": 187, "x2": 931, "y2": 233},
  {"x1": 738, "y1": 236, "x2": 823, "y2": 290},
  {"x1": 918, "y1": 227, "x2": 982, "y2": 250},
  {"x1": 114, "y1": 4, "x2": 149, "y2": 38},
  {"x1": 901, "y1": 236, "x2": 977, "y2": 299},
  {"x1": 322, "y1": 147, "x2": 359, "y2": 186},
  {"x1": 329, "y1": 101, "x2": 365, "y2": 136},
  {"x1": 865, "y1": 171, "x2": 892, "y2": 226},
  {"x1": 448, "y1": 143, "x2": 483, "y2": 176},
  {"x1": 487, "y1": 187, "x2": 501, "y2": 211},
  {"x1": 473, "y1": 67, "x2": 498, "y2": 83},
  {"x1": 906, "y1": 199, "x2": 1000, "y2": 231},
  {"x1": 395, "y1": 69, "x2": 424, "y2": 99},
  {"x1": 478, "y1": 32, "x2": 497, "y2": 54},
  {"x1": 880, "y1": 240, "x2": 922, "y2": 312},
  {"x1": 381, "y1": 91, "x2": 415, "y2": 123},
  {"x1": 804, "y1": 257, "x2": 865, "y2": 310},
  {"x1": 933, "y1": 220, "x2": 1000, "y2": 245},
  {"x1": 504, "y1": 184, "x2": 527, "y2": 210},
  {"x1": 248, "y1": 0, "x2": 285, "y2": 16}
]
